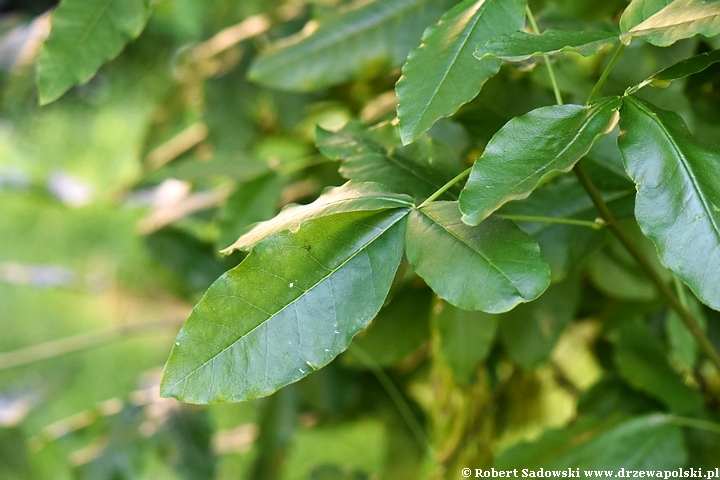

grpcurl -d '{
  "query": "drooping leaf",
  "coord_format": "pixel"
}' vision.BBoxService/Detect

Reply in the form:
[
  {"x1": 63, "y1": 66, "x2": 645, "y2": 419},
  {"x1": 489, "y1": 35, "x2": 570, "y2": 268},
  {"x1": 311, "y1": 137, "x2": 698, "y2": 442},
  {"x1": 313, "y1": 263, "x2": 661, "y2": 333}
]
[
  {"x1": 621, "y1": 0, "x2": 720, "y2": 47},
  {"x1": 459, "y1": 97, "x2": 621, "y2": 226},
  {"x1": 615, "y1": 322, "x2": 704, "y2": 414},
  {"x1": 161, "y1": 209, "x2": 409, "y2": 403},
  {"x1": 37, "y1": 0, "x2": 151, "y2": 104},
  {"x1": 217, "y1": 172, "x2": 283, "y2": 251},
  {"x1": 315, "y1": 122, "x2": 460, "y2": 202},
  {"x1": 628, "y1": 49, "x2": 720, "y2": 94},
  {"x1": 396, "y1": 0, "x2": 526, "y2": 144},
  {"x1": 498, "y1": 278, "x2": 579, "y2": 369},
  {"x1": 405, "y1": 201, "x2": 550, "y2": 313},
  {"x1": 433, "y1": 300, "x2": 498, "y2": 384},
  {"x1": 222, "y1": 181, "x2": 412, "y2": 253},
  {"x1": 477, "y1": 30, "x2": 618, "y2": 62},
  {"x1": 495, "y1": 414, "x2": 687, "y2": 469},
  {"x1": 619, "y1": 0, "x2": 673, "y2": 33},
  {"x1": 247, "y1": 0, "x2": 454, "y2": 91},
  {"x1": 618, "y1": 96, "x2": 720, "y2": 310}
]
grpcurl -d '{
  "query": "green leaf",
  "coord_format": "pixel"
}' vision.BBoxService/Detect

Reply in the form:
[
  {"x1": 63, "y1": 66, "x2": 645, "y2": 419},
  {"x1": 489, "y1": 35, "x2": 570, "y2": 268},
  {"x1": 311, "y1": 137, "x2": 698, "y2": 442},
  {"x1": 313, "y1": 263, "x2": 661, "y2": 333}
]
[
  {"x1": 433, "y1": 300, "x2": 498, "y2": 384},
  {"x1": 498, "y1": 278, "x2": 579, "y2": 369},
  {"x1": 620, "y1": 0, "x2": 673, "y2": 33},
  {"x1": 247, "y1": 0, "x2": 454, "y2": 91},
  {"x1": 495, "y1": 414, "x2": 687, "y2": 469},
  {"x1": 37, "y1": 0, "x2": 151, "y2": 104},
  {"x1": 315, "y1": 122, "x2": 460, "y2": 202},
  {"x1": 666, "y1": 293, "x2": 707, "y2": 371},
  {"x1": 615, "y1": 322, "x2": 704, "y2": 414},
  {"x1": 459, "y1": 97, "x2": 621, "y2": 226},
  {"x1": 628, "y1": 48, "x2": 720, "y2": 94},
  {"x1": 618, "y1": 97, "x2": 720, "y2": 310},
  {"x1": 405, "y1": 201, "x2": 550, "y2": 313},
  {"x1": 621, "y1": 0, "x2": 720, "y2": 47},
  {"x1": 222, "y1": 181, "x2": 412, "y2": 253},
  {"x1": 217, "y1": 172, "x2": 283, "y2": 251},
  {"x1": 161, "y1": 209, "x2": 409, "y2": 403},
  {"x1": 396, "y1": 0, "x2": 526, "y2": 144},
  {"x1": 477, "y1": 30, "x2": 618, "y2": 62}
]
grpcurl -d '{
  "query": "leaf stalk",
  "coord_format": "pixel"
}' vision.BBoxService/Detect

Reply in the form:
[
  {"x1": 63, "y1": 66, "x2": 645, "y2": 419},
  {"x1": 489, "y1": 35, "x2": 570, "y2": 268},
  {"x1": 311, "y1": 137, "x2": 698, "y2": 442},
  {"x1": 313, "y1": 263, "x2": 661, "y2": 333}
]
[
  {"x1": 526, "y1": 6, "x2": 563, "y2": 105},
  {"x1": 588, "y1": 43, "x2": 626, "y2": 103},
  {"x1": 418, "y1": 167, "x2": 471, "y2": 208}
]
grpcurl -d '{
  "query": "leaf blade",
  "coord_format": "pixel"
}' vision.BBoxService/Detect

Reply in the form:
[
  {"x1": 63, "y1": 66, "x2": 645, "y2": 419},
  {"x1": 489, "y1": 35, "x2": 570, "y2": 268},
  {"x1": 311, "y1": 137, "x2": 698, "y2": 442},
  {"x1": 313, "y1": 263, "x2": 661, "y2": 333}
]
[
  {"x1": 618, "y1": 96, "x2": 720, "y2": 310},
  {"x1": 477, "y1": 30, "x2": 618, "y2": 62},
  {"x1": 459, "y1": 98, "x2": 621, "y2": 226},
  {"x1": 396, "y1": 0, "x2": 526, "y2": 144},
  {"x1": 622, "y1": 0, "x2": 720, "y2": 46},
  {"x1": 161, "y1": 209, "x2": 409, "y2": 403}
]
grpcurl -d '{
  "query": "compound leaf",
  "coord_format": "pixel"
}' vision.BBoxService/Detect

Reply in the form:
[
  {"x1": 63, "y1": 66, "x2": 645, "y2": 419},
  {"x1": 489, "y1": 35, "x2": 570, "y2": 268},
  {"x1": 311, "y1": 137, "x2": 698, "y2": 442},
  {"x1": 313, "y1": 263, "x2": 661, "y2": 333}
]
[
  {"x1": 459, "y1": 97, "x2": 621, "y2": 226},
  {"x1": 396, "y1": 0, "x2": 526, "y2": 144},
  {"x1": 161, "y1": 209, "x2": 409, "y2": 403},
  {"x1": 222, "y1": 181, "x2": 412, "y2": 253},
  {"x1": 618, "y1": 97, "x2": 720, "y2": 310},
  {"x1": 405, "y1": 201, "x2": 550, "y2": 313},
  {"x1": 622, "y1": 0, "x2": 720, "y2": 47},
  {"x1": 477, "y1": 30, "x2": 618, "y2": 62},
  {"x1": 37, "y1": 0, "x2": 150, "y2": 104},
  {"x1": 248, "y1": 0, "x2": 453, "y2": 91}
]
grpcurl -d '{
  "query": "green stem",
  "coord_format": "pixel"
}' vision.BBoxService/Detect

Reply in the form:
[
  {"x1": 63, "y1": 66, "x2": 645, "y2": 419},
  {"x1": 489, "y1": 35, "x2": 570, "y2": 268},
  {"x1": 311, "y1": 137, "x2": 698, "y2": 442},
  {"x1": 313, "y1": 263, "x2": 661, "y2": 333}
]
[
  {"x1": 348, "y1": 343, "x2": 432, "y2": 461},
  {"x1": 588, "y1": 43, "x2": 626, "y2": 103},
  {"x1": 573, "y1": 163, "x2": 720, "y2": 372},
  {"x1": 497, "y1": 214, "x2": 604, "y2": 229},
  {"x1": 526, "y1": 6, "x2": 563, "y2": 105},
  {"x1": 418, "y1": 167, "x2": 471, "y2": 208},
  {"x1": 669, "y1": 415, "x2": 720, "y2": 435}
]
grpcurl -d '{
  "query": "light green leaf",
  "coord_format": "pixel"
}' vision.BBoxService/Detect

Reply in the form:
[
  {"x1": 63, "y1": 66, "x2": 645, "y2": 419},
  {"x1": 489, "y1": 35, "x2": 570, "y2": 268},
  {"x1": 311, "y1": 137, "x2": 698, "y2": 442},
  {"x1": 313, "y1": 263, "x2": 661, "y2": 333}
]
[
  {"x1": 628, "y1": 49, "x2": 720, "y2": 94},
  {"x1": 161, "y1": 209, "x2": 409, "y2": 403},
  {"x1": 477, "y1": 30, "x2": 618, "y2": 62},
  {"x1": 405, "y1": 201, "x2": 550, "y2": 313},
  {"x1": 247, "y1": 0, "x2": 454, "y2": 91},
  {"x1": 615, "y1": 322, "x2": 704, "y2": 414},
  {"x1": 434, "y1": 300, "x2": 498, "y2": 384},
  {"x1": 221, "y1": 181, "x2": 412, "y2": 253},
  {"x1": 37, "y1": 0, "x2": 151, "y2": 104},
  {"x1": 622, "y1": 0, "x2": 720, "y2": 46},
  {"x1": 396, "y1": 0, "x2": 526, "y2": 144},
  {"x1": 498, "y1": 278, "x2": 579, "y2": 369},
  {"x1": 315, "y1": 122, "x2": 460, "y2": 202},
  {"x1": 495, "y1": 414, "x2": 687, "y2": 469},
  {"x1": 459, "y1": 97, "x2": 621, "y2": 226},
  {"x1": 666, "y1": 293, "x2": 707, "y2": 371},
  {"x1": 620, "y1": 0, "x2": 673, "y2": 33},
  {"x1": 618, "y1": 97, "x2": 720, "y2": 310}
]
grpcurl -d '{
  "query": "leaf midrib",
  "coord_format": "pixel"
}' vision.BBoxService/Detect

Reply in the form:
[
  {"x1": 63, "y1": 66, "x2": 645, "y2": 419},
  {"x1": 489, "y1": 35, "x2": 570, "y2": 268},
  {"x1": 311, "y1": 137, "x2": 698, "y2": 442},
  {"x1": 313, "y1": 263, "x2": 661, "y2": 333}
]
[{"x1": 165, "y1": 209, "x2": 409, "y2": 390}]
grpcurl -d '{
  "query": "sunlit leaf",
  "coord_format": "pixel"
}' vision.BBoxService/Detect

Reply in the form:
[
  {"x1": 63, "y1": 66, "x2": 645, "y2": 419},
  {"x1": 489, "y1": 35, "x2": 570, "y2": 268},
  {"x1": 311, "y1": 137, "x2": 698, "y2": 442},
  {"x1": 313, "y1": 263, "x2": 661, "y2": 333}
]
[
  {"x1": 396, "y1": 0, "x2": 526, "y2": 144},
  {"x1": 37, "y1": 0, "x2": 151, "y2": 104},
  {"x1": 161, "y1": 209, "x2": 409, "y2": 403},
  {"x1": 618, "y1": 97, "x2": 720, "y2": 310},
  {"x1": 622, "y1": 0, "x2": 720, "y2": 47},
  {"x1": 477, "y1": 30, "x2": 618, "y2": 62},
  {"x1": 405, "y1": 201, "x2": 550, "y2": 313},
  {"x1": 222, "y1": 181, "x2": 412, "y2": 253},
  {"x1": 459, "y1": 97, "x2": 621, "y2": 226},
  {"x1": 619, "y1": 0, "x2": 673, "y2": 33},
  {"x1": 248, "y1": 0, "x2": 454, "y2": 91}
]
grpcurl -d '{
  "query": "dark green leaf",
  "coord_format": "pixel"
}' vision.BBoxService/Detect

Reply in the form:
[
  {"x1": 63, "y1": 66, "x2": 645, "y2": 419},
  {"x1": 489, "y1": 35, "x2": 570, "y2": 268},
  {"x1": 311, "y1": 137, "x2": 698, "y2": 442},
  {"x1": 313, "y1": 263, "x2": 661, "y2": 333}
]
[
  {"x1": 396, "y1": 0, "x2": 526, "y2": 144},
  {"x1": 477, "y1": 30, "x2": 618, "y2": 62},
  {"x1": 459, "y1": 97, "x2": 621, "y2": 226},
  {"x1": 222, "y1": 181, "x2": 412, "y2": 253},
  {"x1": 434, "y1": 300, "x2": 498, "y2": 384},
  {"x1": 615, "y1": 322, "x2": 704, "y2": 414},
  {"x1": 316, "y1": 122, "x2": 460, "y2": 202},
  {"x1": 618, "y1": 97, "x2": 720, "y2": 310},
  {"x1": 248, "y1": 0, "x2": 454, "y2": 91},
  {"x1": 406, "y1": 202, "x2": 550, "y2": 313},
  {"x1": 161, "y1": 209, "x2": 409, "y2": 403},
  {"x1": 37, "y1": 0, "x2": 151, "y2": 104},
  {"x1": 621, "y1": 0, "x2": 720, "y2": 47},
  {"x1": 495, "y1": 414, "x2": 687, "y2": 469},
  {"x1": 620, "y1": 0, "x2": 673, "y2": 33},
  {"x1": 629, "y1": 49, "x2": 720, "y2": 94},
  {"x1": 498, "y1": 278, "x2": 579, "y2": 369}
]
